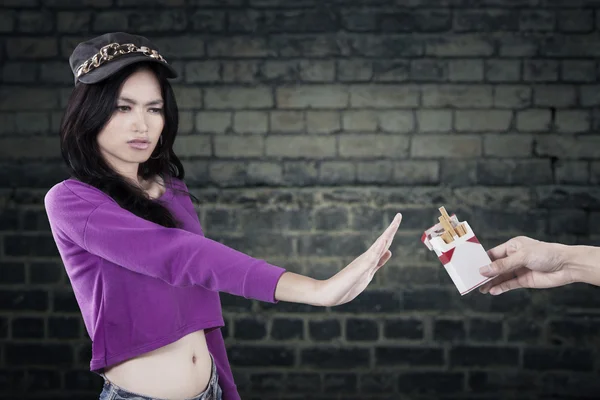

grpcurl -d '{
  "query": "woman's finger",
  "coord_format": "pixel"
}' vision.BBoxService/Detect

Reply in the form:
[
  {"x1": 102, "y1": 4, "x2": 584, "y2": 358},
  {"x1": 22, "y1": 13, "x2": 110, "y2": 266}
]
[
  {"x1": 377, "y1": 250, "x2": 392, "y2": 268},
  {"x1": 368, "y1": 213, "x2": 402, "y2": 255},
  {"x1": 488, "y1": 276, "x2": 525, "y2": 295}
]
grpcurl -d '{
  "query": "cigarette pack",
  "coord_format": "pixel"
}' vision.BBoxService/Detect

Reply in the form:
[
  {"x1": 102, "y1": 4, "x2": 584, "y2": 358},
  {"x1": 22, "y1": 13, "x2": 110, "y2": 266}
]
[{"x1": 421, "y1": 207, "x2": 495, "y2": 295}]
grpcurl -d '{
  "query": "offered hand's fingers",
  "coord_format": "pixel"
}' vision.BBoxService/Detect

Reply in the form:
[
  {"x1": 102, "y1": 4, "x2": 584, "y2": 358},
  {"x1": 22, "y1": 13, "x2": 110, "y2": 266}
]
[
  {"x1": 486, "y1": 241, "x2": 510, "y2": 262},
  {"x1": 479, "y1": 272, "x2": 513, "y2": 294},
  {"x1": 488, "y1": 277, "x2": 525, "y2": 295},
  {"x1": 368, "y1": 213, "x2": 402, "y2": 255},
  {"x1": 479, "y1": 251, "x2": 525, "y2": 277}
]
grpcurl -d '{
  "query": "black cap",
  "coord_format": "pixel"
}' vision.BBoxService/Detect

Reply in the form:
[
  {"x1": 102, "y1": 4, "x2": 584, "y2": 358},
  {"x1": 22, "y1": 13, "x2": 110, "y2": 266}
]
[{"x1": 69, "y1": 32, "x2": 178, "y2": 85}]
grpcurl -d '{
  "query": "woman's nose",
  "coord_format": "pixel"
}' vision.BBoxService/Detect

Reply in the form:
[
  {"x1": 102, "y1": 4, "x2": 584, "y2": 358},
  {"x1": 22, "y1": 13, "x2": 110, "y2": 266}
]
[{"x1": 134, "y1": 112, "x2": 149, "y2": 133}]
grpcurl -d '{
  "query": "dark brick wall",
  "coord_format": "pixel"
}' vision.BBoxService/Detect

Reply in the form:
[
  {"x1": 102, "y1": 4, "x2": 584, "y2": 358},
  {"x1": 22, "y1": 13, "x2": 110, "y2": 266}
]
[{"x1": 1, "y1": 0, "x2": 600, "y2": 399}]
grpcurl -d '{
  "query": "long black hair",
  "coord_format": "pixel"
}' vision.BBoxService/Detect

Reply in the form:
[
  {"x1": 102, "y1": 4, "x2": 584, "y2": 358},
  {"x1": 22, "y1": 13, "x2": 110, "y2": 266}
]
[{"x1": 60, "y1": 61, "x2": 193, "y2": 228}]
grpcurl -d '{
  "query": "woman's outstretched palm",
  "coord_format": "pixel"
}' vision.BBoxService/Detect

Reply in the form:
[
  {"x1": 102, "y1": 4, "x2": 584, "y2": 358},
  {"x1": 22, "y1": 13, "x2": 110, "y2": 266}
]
[{"x1": 318, "y1": 213, "x2": 402, "y2": 307}]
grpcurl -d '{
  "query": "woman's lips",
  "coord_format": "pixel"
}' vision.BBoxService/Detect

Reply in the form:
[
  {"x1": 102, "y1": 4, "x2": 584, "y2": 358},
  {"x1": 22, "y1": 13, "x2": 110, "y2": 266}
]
[{"x1": 128, "y1": 141, "x2": 149, "y2": 150}]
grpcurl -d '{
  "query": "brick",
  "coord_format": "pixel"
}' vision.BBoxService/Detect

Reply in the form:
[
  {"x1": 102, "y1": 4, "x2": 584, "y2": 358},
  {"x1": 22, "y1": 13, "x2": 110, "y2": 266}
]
[
  {"x1": 6, "y1": 37, "x2": 58, "y2": 59},
  {"x1": 299, "y1": 60, "x2": 335, "y2": 82},
  {"x1": 448, "y1": 59, "x2": 483, "y2": 82},
  {"x1": 148, "y1": 36, "x2": 205, "y2": 58},
  {"x1": 524, "y1": 59, "x2": 558, "y2": 81},
  {"x1": 196, "y1": 111, "x2": 231, "y2": 134},
  {"x1": 40, "y1": 62, "x2": 72, "y2": 84},
  {"x1": 478, "y1": 159, "x2": 553, "y2": 185},
  {"x1": 555, "y1": 161, "x2": 589, "y2": 184},
  {"x1": 233, "y1": 111, "x2": 268, "y2": 133},
  {"x1": 266, "y1": 135, "x2": 335, "y2": 158},
  {"x1": 301, "y1": 348, "x2": 369, "y2": 369},
  {"x1": 506, "y1": 318, "x2": 542, "y2": 343},
  {"x1": 306, "y1": 111, "x2": 340, "y2": 133},
  {"x1": 451, "y1": 346, "x2": 518, "y2": 367},
  {"x1": 30, "y1": 262, "x2": 63, "y2": 284},
  {"x1": 319, "y1": 162, "x2": 354, "y2": 184},
  {"x1": 536, "y1": 185, "x2": 600, "y2": 210},
  {"x1": 1, "y1": 62, "x2": 36, "y2": 83},
  {"x1": 417, "y1": 110, "x2": 452, "y2": 132},
  {"x1": 342, "y1": 110, "x2": 413, "y2": 132},
  {"x1": 534, "y1": 85, "x2": 577, "y2": 107},
  {"x1": 372, "y1": 59, "x2": 410, "y2": 81},
  {"x1": 57, "y1": 11, "x2": 91, "y2": 32},
  {"x1": 454, "y1": 9, "x2": 518, "y2": 32},
  {"x1": 206, "y1": 87, "x2": 272, "y2": 109},
  {"x1": 262, "y1": 60, "x2": 300, "y2": 82},
  {"x1": 340, "y1": 134, "x2": 409, "y2": 158},
  {"x1": 434, "y1": 319, "x2": 465, "y2": 341},
  {"x1": 228, "y1": 10, "x2": 261, "y2": 32},
  {"x1": 271, "y1": 318, "x2": 303, "y2": 340},
  {"x1": 117, "y1": 0, "x2": 184, "y2": 5},
  {"x1": 561, "y1": 60, "x2": 595, "y2": 82},
  {"x1": 185, "y1": 61, "x2": 220, "y2": 83},
  {"x1": 337, "y1": 59, "x2": 373, "y2": 82},
  {"x1": 17, "y1": 10, "x2": 53, "y2": 32},
  {"x1": 285, "y1": 161, "x2": 322, "y2": 185},
  {"x1": 410, "y1": 59, "x2": 448, "y2": 81},
  {"x1": 549, "y1": 209, "x2": 588, "y2": 235},
  {"x1": 486, "y1": 60, "x2": 521, "y2": 82},
  {"x1": 580, "y1": 85, "x2": 600, "y2": 106},
  {"x1": 222, "y1": 61, "x2": 259, "y2": 83},
  {"x1": 519, "y1": 10, "x2": 556, "y2": 31},
  {"x1": 234, "y1": 318, "x2": 266, "y2": 340},
  {"x1": 248, "y1": 162, "x2": 284, "y2": 185},
  {"x1": 0, "y1": 290, "x2": 48, "y2": 311},
  {"x1": 6, "y1": 344, "x2": 73, "y2": 366},
  {"x1": 357, "y1": 161, "x2": 393, "y2": 183},
  {"x1": 270, "y1": 111, "x2": 304, "y2": 132},
  {"x1": 494, "y1": 85, "x2": 532, "y2": 108},
  {"x1": 422, "y1": 84, "x2": 492, "y2": 108},
  {"x1": 129, "y1": 10, "x2": 186, "y2": 32},
  {"x1": 555, "y1": 110, "x2": 590, "y2": 133},
  {"x1": 469, "y1": 319, "x2": 503, "y2": 342},
  {"x1": 214, "y1": 136, "x2": 263, "y2": 157},
  {"x1": 93, "y1": 11, "x2": 129, "y2": 31},
  {"x1": 264, "y1": 10, "x2": 337, "y2": 33},
  {"x1": 516, "y1": 109, "x2": 552, "y2": 131},
  {"x1": 0, "y1": 263, "x2": 25, "y2": 284},
  {"x1": 393, "y1": 161, "x2": 439, "y2": 184},
  {"x1": 383, "y1": 318, "x2": 424, "y2": 340},
  {"x1": 484, "y1": 134, "x2": 534, "y2": 157},
  {"x1": 173, "y1": 135, "x2": 211, "y2": 157},
  {"x1": 309, "y1": 320, "x2": 341, "y2": 341},
  {"x1": 411, "y1": 135, "x2": 481, "y2": 158},
  {"x1": 0, "y1": 10, "x2": 15, "y2": 32},
  {"x1": 398, "y1": 372, "x2": 464, "y2": 395},
  {"x1": 315, "y1": 207, "x2": 349, "y2": 231},
  {"x1": 167, "y1": 87, "x2": 200, "y2": 110},
  {"x1": 425, "y1": 34, "x2": 494, "y2": 56},
  {"x1": 337, "y1": 290, "x2": 402, "y2": 313},
  {"x1": 229, "y1": 346, "x2": 294, "y2": 367},
  {"x1": 497, "y1": 33, "x2": 538, "y2": 57},
  {"x1": 376, "y1": 346, "x2": 444, "y2": 366},
  {"x1": 0, "y1": 138, "x2": 58, "y2": 159},
  {"x1": 48, "y1": 316, "x2": 80, "y2": 339},
  {"x1": 189, "y1": 9, "x2": 225, "y2": 32},
  {"x1": 470, "y1": 371, "x2": 538, "y2": 393},
  {"x1": 277, "y1": 85, "x2": 348, "y2": 108},
  {"x1": 0, "y1": 112, "x2": 50, "y2": 135},
  {"x1": 323, "y1": 373, "x2": 357, "y2": 393},
  {"x1": 349, "y1": 84, "x2": 419, "y2": 107},
  {"x1": 346, "y1": 318, "x2": 378, "y2": 341},
  {"x1": 271, "y1": 35, "x2": 349, "y2": 57},
  {"x1": 44, "y1": 0, "x2": 112, "y2": 6},
  {"x1": 208, "y1": 37, "x2": 274, "y2": 57},
  {"x1": 455, "y1": 110, "x2": 512, "y2": 131},
  {"x1": 524, "y1": 348, "x2": 593, "y2": 371},
  {"x1": 558, "y1": 10, "x2": 594, "y2": 32}
]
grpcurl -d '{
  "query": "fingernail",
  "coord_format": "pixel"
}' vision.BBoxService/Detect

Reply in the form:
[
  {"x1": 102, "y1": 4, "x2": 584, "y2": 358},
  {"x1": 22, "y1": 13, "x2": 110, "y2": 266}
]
[{"x1": 479, "y1": 264, "x2": 492, "y2": 275}]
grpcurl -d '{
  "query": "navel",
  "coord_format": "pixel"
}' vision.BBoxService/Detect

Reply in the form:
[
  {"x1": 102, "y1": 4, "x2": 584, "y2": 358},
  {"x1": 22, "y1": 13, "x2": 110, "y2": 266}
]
[{"x1": 192, "y1": 354, "x2": 196, "y2": 364}]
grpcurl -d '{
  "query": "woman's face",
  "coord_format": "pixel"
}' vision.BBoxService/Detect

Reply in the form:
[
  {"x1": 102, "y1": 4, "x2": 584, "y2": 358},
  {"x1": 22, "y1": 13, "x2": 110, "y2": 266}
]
[{"x1": 97, "y1": 67, "x2": 164, "y2": 176}]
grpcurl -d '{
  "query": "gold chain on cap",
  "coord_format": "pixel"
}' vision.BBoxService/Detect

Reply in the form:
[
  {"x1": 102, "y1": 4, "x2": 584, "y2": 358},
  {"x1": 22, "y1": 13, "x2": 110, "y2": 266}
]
[{"x1": 75, "y1": 42, "x2": 168, "y2": 79}]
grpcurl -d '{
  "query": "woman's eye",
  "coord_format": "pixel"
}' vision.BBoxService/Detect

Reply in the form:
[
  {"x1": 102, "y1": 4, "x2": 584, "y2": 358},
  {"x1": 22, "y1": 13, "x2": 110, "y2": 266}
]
[
  {"x1": 149, "y1": 108, "x2": 163, "y2": 114},
  {"x1": 116, "y1": 105, "x2": 130, "y2": 112}
]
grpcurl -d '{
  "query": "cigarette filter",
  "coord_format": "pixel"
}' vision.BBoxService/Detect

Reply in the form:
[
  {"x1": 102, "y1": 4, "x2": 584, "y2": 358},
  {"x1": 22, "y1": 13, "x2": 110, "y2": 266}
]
[{"x1": 421, "y1": 207, "x2": 496, "y2": 295}]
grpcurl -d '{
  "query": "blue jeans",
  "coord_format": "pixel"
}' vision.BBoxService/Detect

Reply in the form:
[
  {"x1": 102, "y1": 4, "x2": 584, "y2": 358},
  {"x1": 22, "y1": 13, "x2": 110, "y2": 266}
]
[{"x1": 98, "y1": 355, "x2": 222, "y2": 400}]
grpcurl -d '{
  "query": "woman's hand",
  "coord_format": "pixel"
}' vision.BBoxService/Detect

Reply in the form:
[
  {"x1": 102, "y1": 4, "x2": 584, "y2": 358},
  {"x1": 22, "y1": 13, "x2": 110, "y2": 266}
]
[
  {"x1": 479, "y1": 236, "x2": 575, "y2": 295},
  {"x1": 315, "y1": 213, "x2": 402, "y2": 307}
]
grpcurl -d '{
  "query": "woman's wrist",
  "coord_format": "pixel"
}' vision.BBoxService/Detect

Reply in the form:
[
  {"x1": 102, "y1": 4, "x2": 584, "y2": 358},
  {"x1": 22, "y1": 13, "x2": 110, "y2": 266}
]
[
  {"x1": 274, "y1": 272, "x2": 325, "y2": 306},
  {"x1": 563, "y1": 244, "x2": 600, "y2": 287}
]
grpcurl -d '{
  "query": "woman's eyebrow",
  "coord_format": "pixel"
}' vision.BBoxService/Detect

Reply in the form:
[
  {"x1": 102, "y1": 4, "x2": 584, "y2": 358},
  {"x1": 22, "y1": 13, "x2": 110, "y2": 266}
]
[{"x1": 118, "y1": 96, "x2": 164, "y2": 106}]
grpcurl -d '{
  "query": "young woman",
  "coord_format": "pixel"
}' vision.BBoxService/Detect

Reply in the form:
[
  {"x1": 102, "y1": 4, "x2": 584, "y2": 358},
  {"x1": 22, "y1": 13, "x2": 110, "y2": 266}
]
[{"x1": 45, "y1": 32, "x2": 401, "y2": 400}]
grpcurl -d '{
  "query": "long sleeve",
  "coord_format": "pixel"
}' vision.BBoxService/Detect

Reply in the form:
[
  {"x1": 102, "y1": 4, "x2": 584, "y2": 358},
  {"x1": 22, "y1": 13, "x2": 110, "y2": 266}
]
[
  {"x1": 205, "y1": 327, "x2": 240, "y2": 400},
  {"x1": 45, "y1": 182, "x2": 286, "y2": 303}
]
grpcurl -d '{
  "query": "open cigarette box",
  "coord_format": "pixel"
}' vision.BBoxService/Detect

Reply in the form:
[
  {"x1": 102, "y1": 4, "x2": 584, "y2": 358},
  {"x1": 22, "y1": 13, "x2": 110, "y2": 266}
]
[{"x1": 421, "y1": 207, "x2": 495, "y2": 295}]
